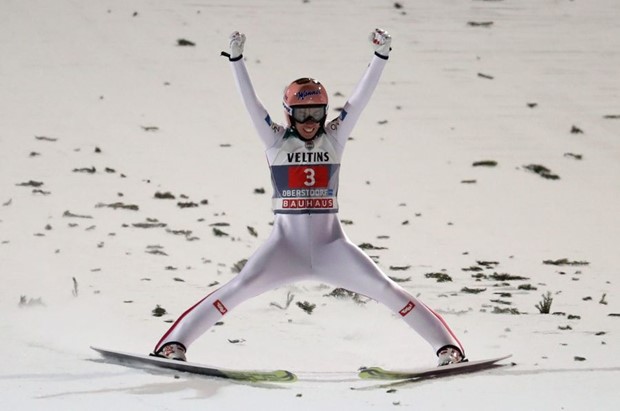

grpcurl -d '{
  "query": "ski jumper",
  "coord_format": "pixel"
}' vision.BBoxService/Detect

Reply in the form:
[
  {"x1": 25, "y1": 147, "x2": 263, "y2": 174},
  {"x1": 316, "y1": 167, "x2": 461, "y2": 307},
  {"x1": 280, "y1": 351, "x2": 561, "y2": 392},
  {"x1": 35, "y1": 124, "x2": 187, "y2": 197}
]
[{"x1": 155, "y1": 53, "x2": 464, "y2": 356}]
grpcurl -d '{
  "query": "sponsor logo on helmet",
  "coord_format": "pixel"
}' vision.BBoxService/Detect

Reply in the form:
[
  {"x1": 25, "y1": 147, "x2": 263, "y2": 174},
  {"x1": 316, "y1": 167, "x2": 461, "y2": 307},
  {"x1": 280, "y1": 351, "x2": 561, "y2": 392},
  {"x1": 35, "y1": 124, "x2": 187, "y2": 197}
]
[{"x1": 296, "y1": 89, "x2": 322, "y2": 101}]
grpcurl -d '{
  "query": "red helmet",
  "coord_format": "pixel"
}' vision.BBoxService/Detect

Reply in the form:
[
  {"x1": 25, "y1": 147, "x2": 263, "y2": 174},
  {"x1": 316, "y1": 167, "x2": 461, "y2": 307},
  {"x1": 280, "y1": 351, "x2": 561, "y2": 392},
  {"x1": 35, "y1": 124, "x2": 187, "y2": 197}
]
[{"x1": 283, "y1": 78, "x2": 328, "y2": 126}]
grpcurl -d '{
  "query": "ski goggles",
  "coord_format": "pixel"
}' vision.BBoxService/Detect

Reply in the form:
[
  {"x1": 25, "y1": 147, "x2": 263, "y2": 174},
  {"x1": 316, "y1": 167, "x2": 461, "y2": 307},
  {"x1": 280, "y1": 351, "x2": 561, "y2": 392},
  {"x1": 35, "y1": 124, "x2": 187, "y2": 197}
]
[{"x1": 290, "y1": 105, "x2": 327, "y2": 123}]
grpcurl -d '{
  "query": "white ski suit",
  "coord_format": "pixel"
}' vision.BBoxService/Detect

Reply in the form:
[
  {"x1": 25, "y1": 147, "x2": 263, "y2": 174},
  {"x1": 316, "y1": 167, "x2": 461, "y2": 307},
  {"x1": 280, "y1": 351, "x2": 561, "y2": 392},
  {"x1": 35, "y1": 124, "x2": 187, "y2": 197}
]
[{"x1": 155, "y1": 52, "x2": 464, "y2": 358}]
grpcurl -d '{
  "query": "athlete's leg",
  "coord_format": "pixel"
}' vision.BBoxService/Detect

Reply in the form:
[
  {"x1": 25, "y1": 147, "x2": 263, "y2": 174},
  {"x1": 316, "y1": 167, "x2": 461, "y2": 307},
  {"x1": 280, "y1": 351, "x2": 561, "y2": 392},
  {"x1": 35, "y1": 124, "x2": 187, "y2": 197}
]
[
  {"x1": 314, "y1": 221, "x2": 464, "y2": 355},
  {"x1": 154, "y1": 217, "x2": 309, "y2": 353}
]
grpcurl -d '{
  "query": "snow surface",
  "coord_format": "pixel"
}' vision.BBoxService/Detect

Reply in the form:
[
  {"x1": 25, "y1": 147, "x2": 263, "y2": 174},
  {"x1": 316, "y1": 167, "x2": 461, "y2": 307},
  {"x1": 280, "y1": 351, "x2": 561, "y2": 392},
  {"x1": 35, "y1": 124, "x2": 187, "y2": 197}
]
[{"x1": 1, "y1": 0, "x2": 619, "y2": 409}]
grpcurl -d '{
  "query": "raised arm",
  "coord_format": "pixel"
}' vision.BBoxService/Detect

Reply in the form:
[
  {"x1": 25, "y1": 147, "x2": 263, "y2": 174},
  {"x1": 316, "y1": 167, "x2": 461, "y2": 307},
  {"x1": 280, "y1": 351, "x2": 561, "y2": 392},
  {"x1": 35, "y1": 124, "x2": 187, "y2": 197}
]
[
  {"x1": 223, "y1": 32, "x2": 282, "y2": 148},
  {"x1": 330, "y1": 29, "x2": 392, "y2": 145}
]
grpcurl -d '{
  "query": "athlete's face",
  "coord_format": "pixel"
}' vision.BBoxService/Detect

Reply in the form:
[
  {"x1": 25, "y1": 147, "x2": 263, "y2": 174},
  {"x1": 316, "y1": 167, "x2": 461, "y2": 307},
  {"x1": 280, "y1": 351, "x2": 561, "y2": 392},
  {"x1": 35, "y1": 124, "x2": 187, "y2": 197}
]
[{"x1": 295, "y1": 119, "x2": 321, "y2": 140}]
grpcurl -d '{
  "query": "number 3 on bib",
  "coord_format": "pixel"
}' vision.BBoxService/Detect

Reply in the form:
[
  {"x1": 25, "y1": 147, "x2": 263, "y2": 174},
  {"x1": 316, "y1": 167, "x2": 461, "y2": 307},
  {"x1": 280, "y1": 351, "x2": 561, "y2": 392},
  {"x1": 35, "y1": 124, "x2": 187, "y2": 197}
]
[
  {"x1": 288, "y1": 166, "x2": 328, "y2": 188},
  {"x1": 303, "y1": 168, "x2": 316, "y2": 186}
]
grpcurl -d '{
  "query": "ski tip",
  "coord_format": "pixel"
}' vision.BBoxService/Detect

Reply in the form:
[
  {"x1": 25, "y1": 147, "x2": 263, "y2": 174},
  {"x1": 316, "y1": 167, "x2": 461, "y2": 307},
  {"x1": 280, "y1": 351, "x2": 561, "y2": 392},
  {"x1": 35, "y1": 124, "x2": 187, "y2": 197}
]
[{"x1": 493, "y1": 354, "x2": 513, "y2": 362}]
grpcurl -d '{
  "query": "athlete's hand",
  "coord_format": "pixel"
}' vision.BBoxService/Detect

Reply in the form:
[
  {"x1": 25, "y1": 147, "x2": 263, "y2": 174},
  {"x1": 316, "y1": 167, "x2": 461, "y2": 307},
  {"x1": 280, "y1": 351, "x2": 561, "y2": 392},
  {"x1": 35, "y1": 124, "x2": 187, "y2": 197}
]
[
  {"x1": 369, "y1": 28, "x2": 392, "y2": 57},
  {"x1": 229, "y1": 31, "x2": 246, "y2": 59}
]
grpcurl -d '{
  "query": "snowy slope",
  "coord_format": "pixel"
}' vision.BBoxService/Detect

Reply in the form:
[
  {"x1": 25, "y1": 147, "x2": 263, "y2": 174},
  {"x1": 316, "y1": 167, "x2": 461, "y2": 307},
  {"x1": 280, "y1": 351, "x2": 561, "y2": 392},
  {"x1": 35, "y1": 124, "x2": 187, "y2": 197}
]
[{"x1": 1, "y1": 0, "x2": 619, "y2": 409}]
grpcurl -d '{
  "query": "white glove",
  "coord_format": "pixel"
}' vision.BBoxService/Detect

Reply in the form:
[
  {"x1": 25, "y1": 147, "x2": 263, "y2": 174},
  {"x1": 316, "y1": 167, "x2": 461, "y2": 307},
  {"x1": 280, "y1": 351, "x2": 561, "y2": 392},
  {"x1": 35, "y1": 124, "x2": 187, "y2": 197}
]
[
  {"x1": 369, "y1": 28, "x2": 392, "y2": 57},
  {"x1": 229, "y1": 31, "x2": 246, "y2": 59}
]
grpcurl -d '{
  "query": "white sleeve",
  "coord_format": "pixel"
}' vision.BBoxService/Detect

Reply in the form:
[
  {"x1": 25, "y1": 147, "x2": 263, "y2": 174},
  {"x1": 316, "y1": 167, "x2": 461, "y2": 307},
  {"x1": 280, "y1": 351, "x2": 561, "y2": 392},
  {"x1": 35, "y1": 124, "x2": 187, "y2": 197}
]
[
  {"x1": 329, "y1": 54, "x2": 388, "y2": 146},
  {"x1": 230, "y1": 58, "x2": 283, "y2": 148}
]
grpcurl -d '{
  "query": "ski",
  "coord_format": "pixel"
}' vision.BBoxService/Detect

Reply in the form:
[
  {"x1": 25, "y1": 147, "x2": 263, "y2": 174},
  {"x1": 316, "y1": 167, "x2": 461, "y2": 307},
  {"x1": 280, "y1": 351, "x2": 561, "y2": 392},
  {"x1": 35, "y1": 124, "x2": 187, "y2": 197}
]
[
  {"x1": 91, "y1": 346, "x2": 297, "y2": 383},
  {"x1": 359, "y1": 354, "x2": 512, "y2": 381}
]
